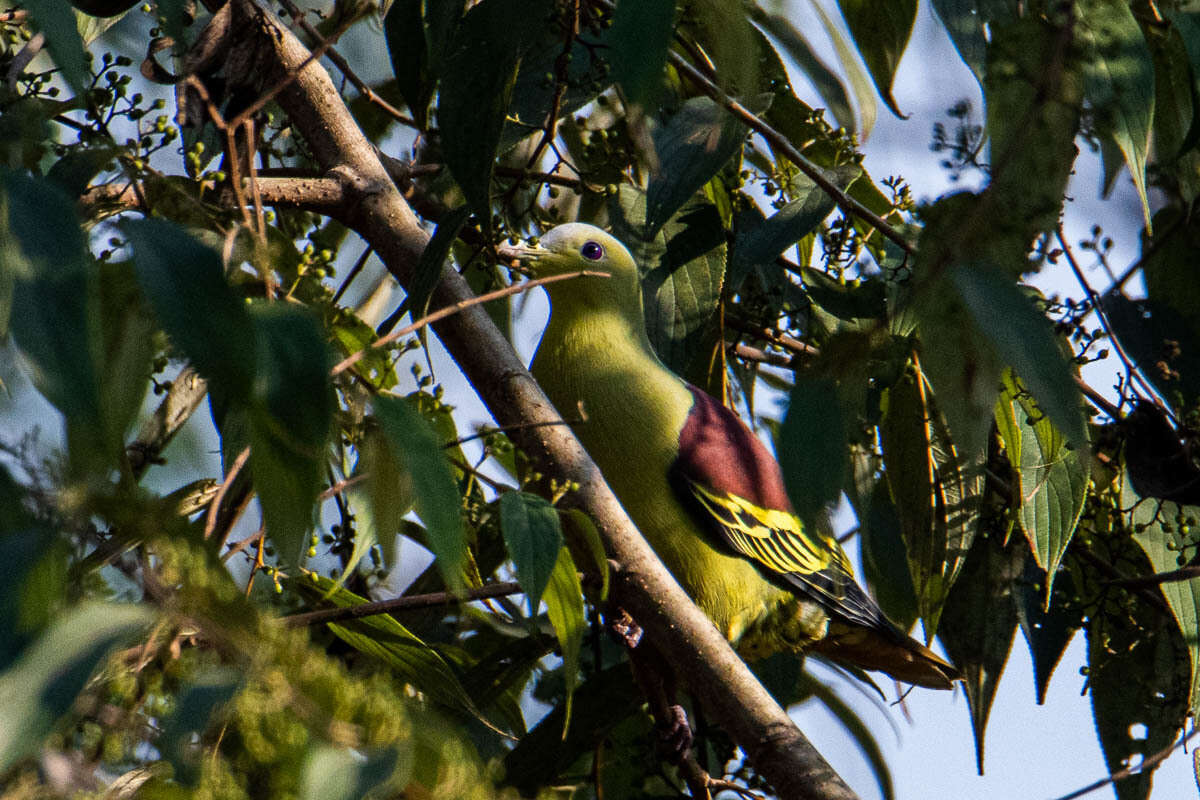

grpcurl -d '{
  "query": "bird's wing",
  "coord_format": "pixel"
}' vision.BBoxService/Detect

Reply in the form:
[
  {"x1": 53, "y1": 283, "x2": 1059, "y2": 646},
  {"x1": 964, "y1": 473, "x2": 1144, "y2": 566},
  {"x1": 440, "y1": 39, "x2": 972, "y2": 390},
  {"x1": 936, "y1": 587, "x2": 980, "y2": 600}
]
[{"x1": 671, "y1": 386, "x2": 889, "y2": 632}]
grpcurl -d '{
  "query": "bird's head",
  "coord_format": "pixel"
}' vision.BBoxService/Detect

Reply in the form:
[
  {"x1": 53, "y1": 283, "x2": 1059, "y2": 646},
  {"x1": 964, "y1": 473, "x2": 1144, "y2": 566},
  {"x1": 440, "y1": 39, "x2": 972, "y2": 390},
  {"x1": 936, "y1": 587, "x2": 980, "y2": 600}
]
[{"x1": 497, "y1": 223, "x2": 643, "y2": 317}]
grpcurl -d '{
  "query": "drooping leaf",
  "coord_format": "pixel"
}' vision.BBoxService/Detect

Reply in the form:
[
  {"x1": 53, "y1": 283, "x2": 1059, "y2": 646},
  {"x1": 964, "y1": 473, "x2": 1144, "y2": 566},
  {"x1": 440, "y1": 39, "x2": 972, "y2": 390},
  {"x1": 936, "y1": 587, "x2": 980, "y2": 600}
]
[
  {"x1": 372, "y1": 394, "x2": 466, "y2": 594},
  {"x1": 779, "y1": 375, "x2": 847, "y2": 521},
  {"x1": 645, "y1": 98, "x2": 748, "y2": 235},
  {"x1": 880, "y1": 362, "x2": 982, "y2": 634},
  {"x1": 0, "y1": 602, "x2": 151, "y2": 773},
  {"x1": 247, "y1": 305, "x2": 334, "y2": 566},
  {"x1": 794, "y1": 670, "x2": 896, "y2": 800},
  {"x1": 836, "y1": 0, "x2": 917, "y2": 118},
  {"x1": 858, "y1": 477, "x2": 919, "y2": 632},
  {"x1": 543, "y1": 545, "x2": 584, "y2": 735},
  {"x1": 993, "y1": 370, "x2": 1090, "y2": 588},
  {"x1": 96, "y1": 260, "x2": 156, "y2": 458},
  {"x1": 930, "y1": 0, "x2": 1017, "y2": 88},
  {"x1": 1124, "y1": 472, "x2": 1200, "y2": 714},
  {"x1": 437, "y1": 0, "x2": 549, "y2": 222},
  {"x1": 937, "y1": 528, "x2": 1024, "y2": 775},
  {"x1": 125, "y1": 218, "x2": 257, "y2": 401},
  {"x1": 751, "y1": 9, "x2": 857, "y2": 134},
  {"x1": 610, "y1": 187, "x2": 726, "y2": 377},
  {"x1": 1014, "y1": 553, "x2": 1080, "y2": 705},
  {"x1": 608, "y1": 0, "x2": 674, "y2": 107},
  {"x1": 1077, "y1": 0, "x2": 1155, "y2": 227},
  {"x1": 293, "y1": 573, "x2": 486, "y2": 722},
  {"x1": 499, "y1": 492, "x2": 563, "y2": 615},
  {"x1": 20, "y1": 0, "x2": 90, "y2": 95},
  {"x1": 384, "y1": 0, "x2": 434, "y2": 128}
]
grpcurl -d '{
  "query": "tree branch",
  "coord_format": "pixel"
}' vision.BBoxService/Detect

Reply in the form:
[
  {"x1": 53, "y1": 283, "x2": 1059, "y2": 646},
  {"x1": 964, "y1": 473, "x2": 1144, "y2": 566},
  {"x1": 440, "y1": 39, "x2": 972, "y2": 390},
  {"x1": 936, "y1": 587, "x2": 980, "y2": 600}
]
[{"x1": 229, "y1": 2, "x2": 858, "y2": 797}]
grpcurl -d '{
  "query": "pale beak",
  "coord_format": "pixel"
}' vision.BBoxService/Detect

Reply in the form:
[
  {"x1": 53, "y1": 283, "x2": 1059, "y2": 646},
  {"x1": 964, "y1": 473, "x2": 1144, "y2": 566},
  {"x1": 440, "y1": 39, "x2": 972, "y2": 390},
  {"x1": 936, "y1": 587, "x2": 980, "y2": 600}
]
[{"x1": 495, "y1": 241, "x2": 540, "y2": 266}]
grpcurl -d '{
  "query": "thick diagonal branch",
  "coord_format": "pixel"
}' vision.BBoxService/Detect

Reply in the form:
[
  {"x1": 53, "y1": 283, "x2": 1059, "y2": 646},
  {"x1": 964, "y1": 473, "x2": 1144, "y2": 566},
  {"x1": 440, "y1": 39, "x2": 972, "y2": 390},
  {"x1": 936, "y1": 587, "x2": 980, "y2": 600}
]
[{"x1": 223, "y1": 2, "x2": 857, "y2": 798}]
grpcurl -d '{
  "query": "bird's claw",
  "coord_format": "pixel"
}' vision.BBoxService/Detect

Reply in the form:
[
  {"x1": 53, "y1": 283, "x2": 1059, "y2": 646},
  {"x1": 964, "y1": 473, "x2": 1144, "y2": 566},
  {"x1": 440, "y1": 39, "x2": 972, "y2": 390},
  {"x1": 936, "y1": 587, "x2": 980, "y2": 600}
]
[{"x1": 655, "y1": 704, "x2": 693, "y2": 764}]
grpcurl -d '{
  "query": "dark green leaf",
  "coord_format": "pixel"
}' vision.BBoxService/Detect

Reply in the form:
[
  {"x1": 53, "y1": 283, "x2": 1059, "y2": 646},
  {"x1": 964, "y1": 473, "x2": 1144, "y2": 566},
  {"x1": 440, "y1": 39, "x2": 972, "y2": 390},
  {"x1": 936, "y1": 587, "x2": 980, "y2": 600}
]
[
  {"x1": 385, "y1": 0, "x2": 433, "y2": 127},
  {"x1": 46, "y1": 147, "x2": 119, "y2": 197},
  {"x1": 499, "y1": 492, "x2": 563, "y2": 615},
  {"x1": 880, "y1": 364, "x2": 982, "y2": 634},
  {"x1": 373, "y1": 394, "x2": 466, "y2": 594},
  {"x1": 21, "y1": 0, "x2": 89, "y2": 95},
  {"x1": 246, "y1": 305, "x2": 334, "y2": 566},
  {"x1": 729, "y1": 169, "x2": 850, "y2": 285},
  {"x1": 1077, "y1": 0, "x2": 1155, "y2": 226},
  {"x1": 0, "y1": 472, "x2": 66, "y2": 672},
  {"x1": 543, "y1": 545, "x2": 584, "y2": 732},
  {"x1": 1102, "y1": 287, "x2": 1200, "y2": 412},
  {"x1": 951, "y1": 263, "x2": 1088, "y2": 455},
  {"x1": 779, "y1": 375, "x2": 847, "y2": 520},
  {"x1": 125, "y1": 218, "x2": 257, "y2": 401},
  {"x1": 1014, "y1": 553, "x2": 1079, "y2": 705},
  {"x1": 645, "y1": 97, "x2": 747, "y2": 235},
  {"x1": 795, "y1": 670, "x2": 895, "y2": 800},
  {"x1": 929, "y1": 0, "x2": 1017, "y2": 87},
  {"x1": 859, "y1": 478, "x2": 918, "y2": 632},
  {"x1": 294, "y1": 573, "x2": 485, "y2": 721},
  {"x1": 438, "y1": 0, "x2": 549, "y2": 221},
  {"x1": 993, "y1": 370, "x2": 1089, "y2": 587},
  {"x1": 156, "y1": 668, "x2": 242, "y2": 784},
  {"x1": 937, "y1": 529, "x2": 1024, "y2": 775},
  {"x1": 608, "y1": 0, "x2": 674, "y2": 107},
  {"x1": 2, "y1": 171, "x2": 103, "y2": 438},
  {"x1": 610, "y1": 188, "x2": 726, "y2": 377},
  {"x1": 1124, "y1": 472, "x2": 1200, "y2": 713},
  {"x1": 751, "y1": 9, "x2": 856, "y2": 133},
  {"x1": 836, "y1": 0, "x2": 916, "y2": 118},
  {"x1": 97, "y1": 260, "x2": 156, "y2": 451},
  {"x1": 0, "y1": 603, "x2": 151, "y2": 773}
]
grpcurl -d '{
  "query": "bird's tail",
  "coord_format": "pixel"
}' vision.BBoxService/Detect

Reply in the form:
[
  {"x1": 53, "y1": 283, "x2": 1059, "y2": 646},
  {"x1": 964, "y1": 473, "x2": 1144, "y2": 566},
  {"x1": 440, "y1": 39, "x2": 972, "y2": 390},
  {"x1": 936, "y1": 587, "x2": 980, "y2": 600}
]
[{"x1": 813, "y1": 622, "x2": 961, "y2": 690}]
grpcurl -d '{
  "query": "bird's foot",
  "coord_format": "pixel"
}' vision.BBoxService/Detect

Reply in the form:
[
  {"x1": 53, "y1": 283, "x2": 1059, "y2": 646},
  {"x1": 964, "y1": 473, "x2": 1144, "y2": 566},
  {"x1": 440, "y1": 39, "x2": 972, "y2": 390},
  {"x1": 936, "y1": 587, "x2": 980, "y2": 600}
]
[
  {"x1": 608, "y1": 608, "x2": 643, "y2": 649},
  {"x1": 655, "y1": 704, "x2": 693, "y2": 764}
]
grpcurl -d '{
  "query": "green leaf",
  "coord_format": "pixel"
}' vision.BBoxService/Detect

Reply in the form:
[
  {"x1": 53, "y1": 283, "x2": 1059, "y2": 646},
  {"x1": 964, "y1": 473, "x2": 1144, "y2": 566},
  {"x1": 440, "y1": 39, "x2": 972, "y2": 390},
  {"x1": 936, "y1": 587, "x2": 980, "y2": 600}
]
[
  {"x1": 0, "y1": 602, "x2": 151, "y2": 773},
  {"x1": 2, "y1": 172, "x2": 102, "y2": 437},
  {"x1": 293, "y1": 573, "x2": 486, "y2": 722},
  {"x1": 728, "y1": 169, "x2": 848, "y2": 286},
  {"x1": 1086, "y1": 550, "x2": 1189, "y2": 800},
  {"x1": 438, "y1": 0, "x2": 549, "y2": 222},
  {"x1": 20, "y1": 0, "x2": 90, "y2": 95},
  {"x1": 751, "y1": 9, "x2": 857, "y2": 133},
  {"x1": 950, "y1": 264, "x2": 1088, "y2": 456},
  {"x1": 384, "y1": 0, "x2": 433, "y2": 128},
  {"x1": 779, "y1": 375, "x2": 847, "y2": 520},
  {"x1": 97, "y1": 260, "x2": 156, "y2": 453},
  {"x1": 993, "y1": 370, "x2": 1089, "y2": 588},
  {"x1": 407, "y1": 204, "x2": 470, "y2": 322},
  {"x1": 880, "y1": 364, "x2": 982, "y2": 634},
  {"x1": 608, "y1": 0, "x2": 674, "y2": 107},
  {"x1": 125, "y1": 218, "x2": 257, "y2": 401},
  {"x1": 300, "y1": 745, "x2": 400, "y2": 800},
  {"x1": 610, "y1": 188, "x2": 726, "y2": 377},
  {"x1": 562, "y1": 509, "x2": 609, "y2": 602},
  {"x1": 156, "y1": 668, "x2": 242, "y2": 784},
  {"x1": 645, "y1": 98, "x2": 748, "y2": 235},
  {"x1": 247, "y1": 305, "x2": 334, "y2": 566},
  {"x1": 1014, "y1": 553, "x2": 1079, "y2": 705},
  {"x1": 1124, "y1": 472, "x2": 1200, "y2": 714},
  {"x1": 858, "y1": 477, "x2": 919, "y2": 632},
  {"x1": 929, "y1": 0, "x2": 1017, "y2": 88},
  {"x1": 499, "y1": 492, "x2": 563, "y2": 615},
  {"x1": 836, "y1": 0, "x2": 917, "y2": 118},
  {"x1": 1077, "y1": 0, "x2": 1155, "y2": 227},
  {"x1": 372, "y1": 394, "x2": 466, "y2": 594},
  {"x1": 795, "y1": 670, "x2": 895, "y2": 800},
  {"x1": 937, "y1": 529, "x2": 1024, "y2": 775},
  {"x1": 543, "y1": 545, "x2": 584, "y2": 735}
]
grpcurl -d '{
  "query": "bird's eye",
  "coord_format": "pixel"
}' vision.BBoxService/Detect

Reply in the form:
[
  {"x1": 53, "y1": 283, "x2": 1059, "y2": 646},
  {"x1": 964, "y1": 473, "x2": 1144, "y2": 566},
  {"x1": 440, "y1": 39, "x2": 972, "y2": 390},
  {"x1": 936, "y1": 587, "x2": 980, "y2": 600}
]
[{"x1": 581, "y1": 241, "x2": 605, "y2": 261}]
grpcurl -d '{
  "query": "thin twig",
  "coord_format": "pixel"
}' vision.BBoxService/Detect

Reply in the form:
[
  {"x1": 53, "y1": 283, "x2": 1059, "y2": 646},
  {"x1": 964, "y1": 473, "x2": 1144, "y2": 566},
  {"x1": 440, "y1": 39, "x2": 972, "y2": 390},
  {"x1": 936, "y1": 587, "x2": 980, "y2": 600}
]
[
  {"x1": 282, "y1": 581, "x2": 523, "y2": 627},
  {"x1": 204, "y1": 447, "x2": 250, "y2": 540},
  {"x1": 1050, "y1": 727, "x2": 1198, "y2": 800},
  {"x1": 1106, "y1": 564, "x2": 1200, "y2": 589},
  {"x1": 331, "y1": 270, "x2": 609, "y2": 376}
]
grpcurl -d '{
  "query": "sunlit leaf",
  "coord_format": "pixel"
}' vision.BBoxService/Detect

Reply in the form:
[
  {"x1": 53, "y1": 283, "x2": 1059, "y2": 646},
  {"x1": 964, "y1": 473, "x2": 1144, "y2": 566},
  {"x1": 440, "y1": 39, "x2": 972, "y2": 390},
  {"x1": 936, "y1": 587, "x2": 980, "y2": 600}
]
[
  {"x1": 543, "y1": 545, "x2": 584, "y2": 735},
  {"x1": 836, "y1": 0, "x2": 916, "y2": 118},
  {"x1": 373, "y1": 394, "x2": 466, "y2": 594},
  {"x1": 1077, "y1": 0, "x2": 1155, "y2": 227}
]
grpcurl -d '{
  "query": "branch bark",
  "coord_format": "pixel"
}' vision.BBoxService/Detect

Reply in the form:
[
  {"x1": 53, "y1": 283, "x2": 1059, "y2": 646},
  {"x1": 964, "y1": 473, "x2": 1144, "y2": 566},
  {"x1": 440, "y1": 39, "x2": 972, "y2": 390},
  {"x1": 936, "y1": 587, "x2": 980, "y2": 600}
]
[{"x1": 223, "y1": 2, "x2": 859, "y2": 797}]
